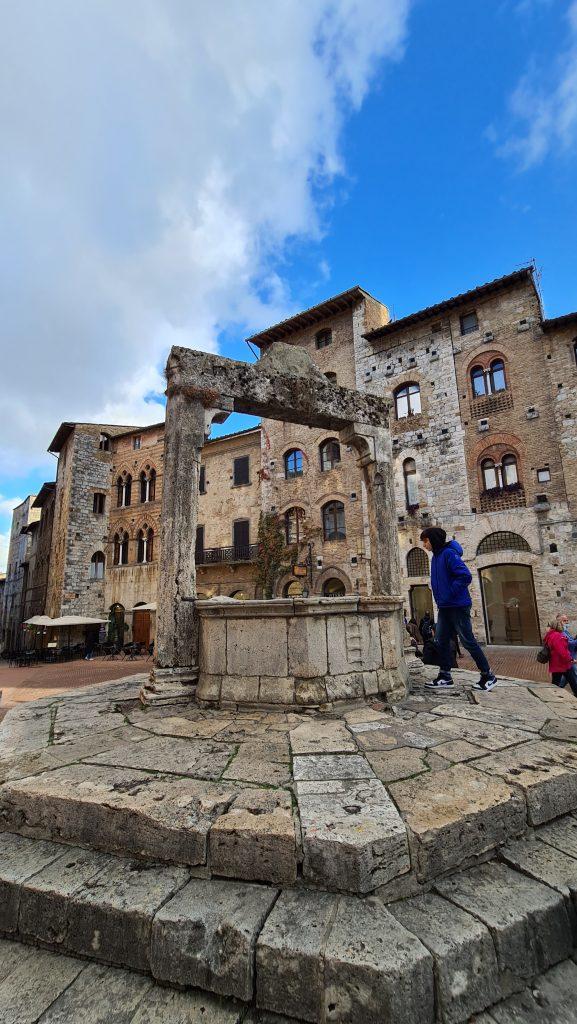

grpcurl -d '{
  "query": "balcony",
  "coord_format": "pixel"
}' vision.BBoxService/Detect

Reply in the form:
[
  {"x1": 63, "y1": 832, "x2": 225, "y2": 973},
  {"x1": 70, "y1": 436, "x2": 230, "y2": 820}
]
[{"x1": 195, "y1": 544, "x2": 259, "y2": 565}]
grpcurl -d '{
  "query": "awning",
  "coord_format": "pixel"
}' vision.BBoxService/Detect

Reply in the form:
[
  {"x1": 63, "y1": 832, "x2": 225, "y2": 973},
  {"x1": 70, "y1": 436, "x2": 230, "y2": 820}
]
[
  {"x1": 24, "y1": 615, "x2": 54, "y2": 626},
  {"x1": 129, "y1": 603, "x2": 157, "y2": 612},
  {"x1": 49, "y1": 615, "x2": 108, "y2": 627}
]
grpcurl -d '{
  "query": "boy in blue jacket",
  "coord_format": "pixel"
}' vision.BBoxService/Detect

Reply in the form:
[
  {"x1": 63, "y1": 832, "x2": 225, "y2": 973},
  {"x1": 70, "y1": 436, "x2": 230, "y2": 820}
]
[{"x1": 420, "y1": 526, "x2": 497, "y2": 692}]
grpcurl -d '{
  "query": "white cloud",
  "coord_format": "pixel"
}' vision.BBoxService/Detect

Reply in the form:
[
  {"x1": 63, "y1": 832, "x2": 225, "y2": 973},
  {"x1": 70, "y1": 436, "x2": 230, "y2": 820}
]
[
  {"x1": 0, "y1": 0, "x2": 411, "y2": 475},
  {"x1": 497, "y1": 1, "x2": 577, "y2": 168}
]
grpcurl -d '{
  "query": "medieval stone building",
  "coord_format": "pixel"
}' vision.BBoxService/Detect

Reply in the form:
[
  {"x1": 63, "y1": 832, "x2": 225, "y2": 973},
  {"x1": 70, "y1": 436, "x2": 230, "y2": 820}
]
[{"x1": 2, "y1": 264, "x2": 576, "y2": 652}]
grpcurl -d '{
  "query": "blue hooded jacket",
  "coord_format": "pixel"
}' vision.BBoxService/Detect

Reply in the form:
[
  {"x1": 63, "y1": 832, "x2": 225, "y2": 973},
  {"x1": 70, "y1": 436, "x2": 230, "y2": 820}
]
[{"x1": 430, "y1": 539, "x2": 472, "y2": 609}]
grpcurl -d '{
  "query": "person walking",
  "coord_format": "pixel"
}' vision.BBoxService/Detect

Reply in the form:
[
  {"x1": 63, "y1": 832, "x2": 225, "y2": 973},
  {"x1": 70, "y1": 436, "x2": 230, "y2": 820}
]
[
  {"x1": 420, "y1": 526, "x2": 497, "y2": 691},
  {"x1": 543, "y1": 620, "x2": 577, "y2": 697},
  {"x1": 556, "y1": 613, "x2": 577, "y2": 657}
]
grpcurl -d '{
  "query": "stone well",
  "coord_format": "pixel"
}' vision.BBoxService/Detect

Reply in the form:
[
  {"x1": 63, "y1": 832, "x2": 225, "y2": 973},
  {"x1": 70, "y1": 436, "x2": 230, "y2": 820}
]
[{"x1": 196, "y1": 595, "x2": 407, "y2": 707}]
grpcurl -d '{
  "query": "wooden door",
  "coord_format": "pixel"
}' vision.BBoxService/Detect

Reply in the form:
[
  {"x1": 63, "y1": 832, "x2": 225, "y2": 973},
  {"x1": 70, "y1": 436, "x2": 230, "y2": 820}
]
[{"x1": 133, "y1": 610, "x2": 150, "y2": 646}]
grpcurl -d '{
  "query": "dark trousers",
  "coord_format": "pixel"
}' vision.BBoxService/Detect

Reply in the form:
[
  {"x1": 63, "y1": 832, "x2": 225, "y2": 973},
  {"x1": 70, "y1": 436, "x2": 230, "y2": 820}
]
[
  {"x1": 436, "y1": 606, "x2": 490, "y2": 675},
  {"x1": 552, "y1": 666, "x2": 577, "y2": 697}
]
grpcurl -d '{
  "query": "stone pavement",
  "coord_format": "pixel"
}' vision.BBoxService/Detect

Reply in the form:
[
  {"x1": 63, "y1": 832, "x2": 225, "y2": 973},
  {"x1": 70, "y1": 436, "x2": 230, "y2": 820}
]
[
  {"x1": 2, "y1": 668, "x2": 577, "y2": 1021},
  {"x1": 459, "y1": 645, "x2": 549, "y2": 684},
  {"x1": 0, "y1": 657, "x2": 145, "y2": 720}
]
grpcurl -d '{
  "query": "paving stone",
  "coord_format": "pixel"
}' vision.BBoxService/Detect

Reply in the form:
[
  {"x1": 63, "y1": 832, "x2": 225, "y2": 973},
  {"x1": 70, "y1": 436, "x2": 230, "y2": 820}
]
[
  {"x1": 222, "y1": 753, "x2": 291, "y2": 787},
  {"x1": 500, "y1": 834, "x2": 577, "y2": 905},
  {"x1": 0, "y1": 832, "x2": 64, "y2": 934},
  {"x1": 0, "y1": 728, "x2": 149, "y2": 785},
  {"x1": 537, "y1": 814, "x2": 577, "y2": 859},
  {"x1": 0, "y1": 940, "x2": 84, "y2": 1024},
  {"x1": 390, "y1": 766, "x2": 526, "y2": 881},
  {"x1": 292, "y1": 754, "x2": 374, "y2": 782},
  {"x1": 470, "y1": 741, "x2": 577, "y2": 825},
  {"x1": 0, "y1": 763, "x2": 236, "y2": 866},
  {"x1": 541, "y1": 717, "x2": 577, "y2": 742},
  {"x1": 323, "y1": 895, "x2": 434, "y2": 1023},
  {"x1": 343, "y1": 708, "x2": 389, "y2": 724},
  {"x1": 420, "y1": 715, "x2": 533, "y2": 751},
  {"x1": 296, "y1": 778, "x2": 410, "y2": 893},
  {"x1": 365, "y1": 747, "x2": 429, "y2": 783},
  {"x1": 131, "y1": 714, "x2": 235, "y2": 739},
  {"x1": 151, "y1": 877, "x2": 277, "y2": 1001},
  {"x1": 484, "y1": 959, "x2": 577, "y2": 1024},
  {"x1": 209, "y1": 788, "x2": 297, "y2": 885},
  {"x1": 130, "y1": 985, "x2": 244, "y2": 1023},
  {"x1": 86, "y1": 734, "x2": 234, "y2": 780},
  {"x1": 429, "y1": 703, "x2": 545, "y2": 735},
  {"x1": 36, "y1": 961, "x2": 153, "y2": 1023},
  {"x1": 289, "y1": 721, "x2": 356, "y2": 755},
  {"x1": 347, "y1": 719, "x2": 446, "y2": 750},
  {"x1": 433, "y1": 739, "x2": 488, "y2": 762},
  {"x1": 435, "y1": 862, "x2": 574, "y2": 996},
  {"x1": 256, "y1": 889, "x2": 337, "y2": 1023},
  {"x1": 390, "y1": 892, "x2": 501, "y2": 1024}
]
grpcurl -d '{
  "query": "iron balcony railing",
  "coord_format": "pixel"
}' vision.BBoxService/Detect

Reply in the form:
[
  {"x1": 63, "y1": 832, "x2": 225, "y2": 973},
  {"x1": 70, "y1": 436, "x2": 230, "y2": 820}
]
[{"x1": 195, "y1": 543, "x2": 259, "y2": 565}]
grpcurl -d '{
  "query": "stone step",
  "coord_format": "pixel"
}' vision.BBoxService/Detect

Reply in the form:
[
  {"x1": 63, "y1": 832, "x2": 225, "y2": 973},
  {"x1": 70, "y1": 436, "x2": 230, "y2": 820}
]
[{"x1": 1, "y1": 829, "x2": 576, "y2": 1023}]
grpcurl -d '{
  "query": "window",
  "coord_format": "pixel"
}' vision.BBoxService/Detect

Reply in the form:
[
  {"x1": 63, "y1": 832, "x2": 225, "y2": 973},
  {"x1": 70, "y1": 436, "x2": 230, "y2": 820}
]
[
  {"x1": 93, "y1": 493, "x2": 105, "y2": 515},
  {"x1": 195, "y1": 525, "x2": 204, "y2": 561},
  {"x1": 460, "y1": 311, "x2": 479, "y2": 335},
  {"x1": 113, "y1": 531, "x2": 129, "y2": 566},
  {"x1": 320, "y1": 439, "x2": 341, "y2": 472},
  {"x1": 403, "y1": 458, "x2": 419, "y2": 509},
  {"x1": 537, "y1": 467, "x2": 551, "y2": 483},
  {"x1": 137, "y1": 527, "x2": 154, "y2": 564},
  {"x1": 133, "y1": 436, "x2": 142, "y2": 450},
  {"x1": 233, "y1": 456, "x2": 250, "y2": 486},
  {"x1": 233, "y1": 519, "x2": 250, "y2": 555},
  {"x1": 285, "y1": 507, "x2": 304, "y2": 545},
  {"x1": 325, "y1": 371, "x2": 337, "y2": 384},
  {"x1": 323, "y1": 578, "x2": 346, "y2": 597},
  {"x1": 481, "y1": 454, "x2": 519, "y2": 491},
  {"x1": 502, "y1": 454, "x2": 518, "y2": 486},
  {"x1": 116, "y1": 474, "x2": 132, "y2": 508},
  {"x1": 477, "y1": 532, "x2": 530, "y2": 555},
  {"x1": 139, "y1": 468, "x2": 156, "y2": 503},
  {"x1": 284, "y1": 449, "x2": 304, "y2": 479},
  {"x1": 471, "y1": 359, "x2": 507, "y2": 397},
  {"x1": 394, "y1": 383, "x2": 421, "y2": 419},
  {"x1": 284, "y1": 580, "x2": 304, "y2": 597},
  {"x1": 407, "y1": 547, "x2": 429, "y2": 577},
  {"x1": 89, "y1": 551, "x2": 105, "y2": 580},
  {"x1": 315, "y1": 329, "x2": 332, "y2": 350},
  {"x1": 98, "y1": 433, "x2": 110, "y2": 451},
  {"x1": 322, "y1": 501, "x2": 346, "y2": 541},
  {"x1": 199, "y1": 465, "x2": 206, "y2": 494},
  {"x1": 481, "y1": 458, "x2": 498, "y2": 490}
]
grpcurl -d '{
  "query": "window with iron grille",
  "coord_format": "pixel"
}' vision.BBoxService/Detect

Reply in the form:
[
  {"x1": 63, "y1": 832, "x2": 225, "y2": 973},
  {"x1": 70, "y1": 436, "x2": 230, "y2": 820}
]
[
  {"x1": 476, "y1": 532, "x2": 530, "y2": 555},
  {"x1": 406, "y1": 547, "x2": 429, "y2": 577}
]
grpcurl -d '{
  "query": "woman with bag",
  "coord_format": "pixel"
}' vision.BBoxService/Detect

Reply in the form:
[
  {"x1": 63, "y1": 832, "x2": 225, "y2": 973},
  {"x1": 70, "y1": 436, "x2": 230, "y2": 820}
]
[{"x1": 542, "y1": 620, "x2": 577, "y2": 698}]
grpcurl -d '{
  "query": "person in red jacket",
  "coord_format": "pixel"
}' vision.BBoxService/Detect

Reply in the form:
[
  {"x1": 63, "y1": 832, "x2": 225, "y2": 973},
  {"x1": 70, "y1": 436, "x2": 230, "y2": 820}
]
[{"x1": 543, "y1": 620, "x2": 577, "y2": 697}]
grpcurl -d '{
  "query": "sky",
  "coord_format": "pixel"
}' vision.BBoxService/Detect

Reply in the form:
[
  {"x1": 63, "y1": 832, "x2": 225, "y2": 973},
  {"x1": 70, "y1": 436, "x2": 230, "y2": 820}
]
[{"x1": 1, "y1": 0, "x2": 576, "y2": 570}]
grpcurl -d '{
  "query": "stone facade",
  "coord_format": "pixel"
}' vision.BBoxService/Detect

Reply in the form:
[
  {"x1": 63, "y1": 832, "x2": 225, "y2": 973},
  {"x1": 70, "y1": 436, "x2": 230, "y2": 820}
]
[{"x1": 0, "y1": 496, "x2": 40, "y2": 650}]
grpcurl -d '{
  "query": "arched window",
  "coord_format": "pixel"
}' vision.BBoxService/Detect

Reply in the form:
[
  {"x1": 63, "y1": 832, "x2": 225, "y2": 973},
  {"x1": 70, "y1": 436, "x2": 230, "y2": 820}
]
[
  {"x1": 285, "y1": 507, "x2": 304, "y2": 545},
  {"x1": 502, "y1": 454, "x2": 518, "y2": 486},
  {"x1": 139, "y1": 471, "x2": 147, "y2": 503},
  {"x1": 148, "y1": 469, "x2": 156, "y2": 501},
  {"x1": 116, "y1": 474, "x2": 132, "y2": 508},
  {"x1": 481, "y1": 454, "x2": 519, "y2": 491},
  {"x1": 323, "y1": 578, "x2": 346, "y2": 597},
  {"x1": 89, "y1": 551, "x2": 105, "y2": 580},
  {"x1": 139, "y1": 468, "x2": 156, "y2": 503},
  {"x1": 407, "y1": 547, "x2": 429, "y2": 577},
  {"x1": 481, "y1": 458, "x2": 498, "y2": 490},
  {"x1": 477, "y1": 532, "x2": 531, "y2": 555},
  {"x1": 394, "y1": 383, "x2": 421, "y2": 419},
  {"x1": 137, "y1": 527, "x2": 154, "y2": 564},
  {"x1": 320, "y1": 439, "x2": 341, "y2": 472},
  {"x1": 284, "y1": 449, "x2": 304, "y2": 479},
  {"x1": 322, "y1": 501, "x2": 346, "y2": 541},
  {"x1": 471, "y1": 366, "x2": 486, "y2": 397},
  {"x1": 403, "y1": 458, "x2": 419, "y2": 509},
  {"x1": 489, "y1": 359, "x2": 506, "y2": 392},
  {"x1": 113, "y1": 531, "x2": 129, "y2": 566},
  {"x1": 98, "y1": 433, "x2": 110, "y2": 451},
  {"x1": 284, "y1": 580, "x2": 304, "y2": 597}
]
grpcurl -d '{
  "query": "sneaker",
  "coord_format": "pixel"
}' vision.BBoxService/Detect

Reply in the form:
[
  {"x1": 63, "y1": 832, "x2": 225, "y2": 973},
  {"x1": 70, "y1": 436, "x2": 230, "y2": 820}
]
[
  {"x1": 474, "y1": 672, "x2": 497, "y2": 692},
  {"x1": 425, "y1": 672, "x2": 455, "y2": 689}
]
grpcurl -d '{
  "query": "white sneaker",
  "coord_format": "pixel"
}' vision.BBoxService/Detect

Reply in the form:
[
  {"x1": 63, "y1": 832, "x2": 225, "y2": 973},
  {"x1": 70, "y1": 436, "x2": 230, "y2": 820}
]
[
  {"x1": 474, "y1": 673, "x2": 497, "y2": 692},
  {"x1": 425, "y1": 673, "x2": 455, "y2": 690}
]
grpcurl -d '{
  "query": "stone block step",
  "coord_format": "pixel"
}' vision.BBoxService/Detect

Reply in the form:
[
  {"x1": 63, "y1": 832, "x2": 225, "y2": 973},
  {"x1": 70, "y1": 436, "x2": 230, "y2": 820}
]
[{"x1": 0, "y1": 829, "x2": 576, "y2": 1022}]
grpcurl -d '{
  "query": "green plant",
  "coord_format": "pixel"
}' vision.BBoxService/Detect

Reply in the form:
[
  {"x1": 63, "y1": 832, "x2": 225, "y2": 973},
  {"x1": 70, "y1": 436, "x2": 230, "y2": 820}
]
[{"x1": 256, "y1": 512, "x2": 290, "y2": 599}]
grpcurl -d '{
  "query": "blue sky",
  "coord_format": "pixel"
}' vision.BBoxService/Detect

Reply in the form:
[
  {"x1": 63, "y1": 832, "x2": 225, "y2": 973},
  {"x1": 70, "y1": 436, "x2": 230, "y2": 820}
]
[{"x1": 1, "y1": 0, "x2": 576, "y2": 568}]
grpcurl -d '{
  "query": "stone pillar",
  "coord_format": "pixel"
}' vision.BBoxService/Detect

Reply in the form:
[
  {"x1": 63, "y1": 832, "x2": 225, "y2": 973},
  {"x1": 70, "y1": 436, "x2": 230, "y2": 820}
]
[{"x1": 341, "y1": 423, "x2": 401, "y2": 597}]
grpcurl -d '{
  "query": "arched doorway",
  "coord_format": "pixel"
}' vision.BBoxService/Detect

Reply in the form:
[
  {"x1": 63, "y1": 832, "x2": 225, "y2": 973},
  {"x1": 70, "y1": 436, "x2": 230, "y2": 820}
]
[
  {"x1": 409, "y1": 584, "x2": 433, "y2": 625},
  {"x1": 479, "y1": 564, "x2": 540, "y2": 645},
  {"x1": 323, "y1": 578, "x2": 346, "y2": 597},
  {"x1": 284, "y1": 580, "x2": 304, "y2": 597},
  {"x1": 132, "y1": 603, "x2": 151, "y2": 646},
  {"x1": 108, "y1": 603, "x2": 125, "y2": 647}
]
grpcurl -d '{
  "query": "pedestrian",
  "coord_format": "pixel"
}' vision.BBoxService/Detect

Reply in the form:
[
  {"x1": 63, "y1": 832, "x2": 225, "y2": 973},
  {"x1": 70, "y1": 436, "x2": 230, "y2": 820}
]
[
  {"x1": 556, "y1": 613, "x2": 577, "y2": 657},
  {"x1": 419, "y1": 611, "x2": 435, "y2": 642},
  {"x1": 543, "y1": 619, "x2": 577, "y2": 697},
  {"x1": 406, "y1": 616, "x2": 422, "y2": 648},
  {"x1": 420, "y1": 526, "x2": 497, "y2": 691}
]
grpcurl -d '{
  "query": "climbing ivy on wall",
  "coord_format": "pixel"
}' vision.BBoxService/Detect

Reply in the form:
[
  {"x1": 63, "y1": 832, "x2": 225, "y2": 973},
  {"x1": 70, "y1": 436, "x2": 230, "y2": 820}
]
[{"x1": 256, "y1": 512, "x2": 290, "y2": 599}]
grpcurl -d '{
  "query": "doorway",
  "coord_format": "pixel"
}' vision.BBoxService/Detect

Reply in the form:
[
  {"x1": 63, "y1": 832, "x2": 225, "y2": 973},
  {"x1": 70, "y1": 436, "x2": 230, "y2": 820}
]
[
  {"x1": 409, "y1": 584, "x2": 433, "y2": 625},
  {"x1": 133, "y1": 608, "x2": 151, "y2": 646},
  {"x1": 233, "y1": 519, "x2": 250, "y2": 559},
  {"x1": 479, "y1": 564, "x2": 540, "y2": 645}
]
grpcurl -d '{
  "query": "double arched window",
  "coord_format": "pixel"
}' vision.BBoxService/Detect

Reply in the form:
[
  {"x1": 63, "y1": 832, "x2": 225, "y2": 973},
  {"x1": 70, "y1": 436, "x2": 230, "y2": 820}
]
[
  {"x1": 137, "y1": 527, "x2": 154, "y2": 564},
  {"x1": 322, "y1": 501, "x2": 346, "y2": 541},
  {"x1": 319, "y1": 439, "x2": 341, "y2": 472},
  {"x1": 481, "y1": 454, "x2": 519, "y2": 491},
  {"x1": 471, "y1": 359, "x2": 506, "y2": 398},
  {"x1": 284, "y1": 449, "x2": 304, "y2": 479},
  {"x1": 113, "y1": 531, "x2": 129, "y2": 566},
  {"x1": 116, "y1": 474, "x2": 132, "y2": 508},
  {"x1": 403, "y1": 458, "x2": 419, "y2": 509},
  {"x1": 139, "y1": 468, "x2": 156, "y2": 503},
  {"x1": 89, "y1": 551, "x2": 105, "y2": 580},
  {"x1": 285, "y1": 507, "x2": 304, "y2": 545},
  {"x1": 394, "y1": 383, "x2": 421, "y2": 420}
]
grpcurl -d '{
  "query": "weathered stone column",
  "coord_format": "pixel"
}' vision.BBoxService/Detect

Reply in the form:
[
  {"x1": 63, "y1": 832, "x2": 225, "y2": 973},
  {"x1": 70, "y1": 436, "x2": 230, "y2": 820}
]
[{"x1": 341, "y1": 423, "x2": 401, "y2": 597}]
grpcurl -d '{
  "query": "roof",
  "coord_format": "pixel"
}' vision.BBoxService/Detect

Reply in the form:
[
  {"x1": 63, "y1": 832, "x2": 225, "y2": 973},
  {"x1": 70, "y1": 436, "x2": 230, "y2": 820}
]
[
  {"x1": 542, "y1": 312, "x2": 577, "y2": 333},
  {"x1": 110, "y1": 421, "x2": 165, "y2": 441},
  {"x1": 246, "y1": 286, "x2": 381, "y2": 347},
  {"x1": 206, "y1": 425, "x2": 261, "y2": 446},
  {"x1": 48, "y1": 422, "x2": 141, "y2": 453},
  {"x1": 364, "y1": 268, "x2": 536, "y2": 342},
  {"x1": 32, "y1": 482, "x2": 56, "y2": 508}
]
